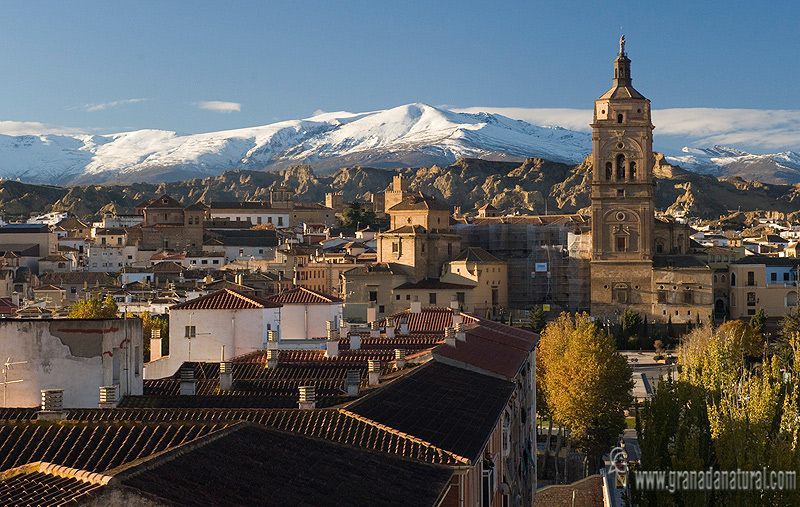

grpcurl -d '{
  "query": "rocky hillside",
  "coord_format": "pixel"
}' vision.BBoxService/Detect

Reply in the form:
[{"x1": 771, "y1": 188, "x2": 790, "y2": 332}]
[{"x1": 3, "y1": 155, "x2": 800, "y2": 222}]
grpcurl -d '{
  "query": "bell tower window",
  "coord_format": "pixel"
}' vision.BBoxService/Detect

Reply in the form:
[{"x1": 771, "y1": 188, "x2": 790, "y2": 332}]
[
  {"x1": 616, "y1": 236, "x2": 627, "y2": 252},
  {"x1": 616, "y1": 154, "x2": 626, "y2": 180},
  {"x1": 605, "y1": 162, "x2": 612, "y2": 181},
  {"x1": 617, "y1": 113, "x2": 623, "y2": 123},
  {"x1": 629, "y1": 161, "x2": 636, "y2": 180}
]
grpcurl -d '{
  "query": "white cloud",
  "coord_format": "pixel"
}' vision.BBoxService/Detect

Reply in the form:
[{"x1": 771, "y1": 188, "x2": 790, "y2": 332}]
[
  {"x1": 83, "y1": 98, "x2": 150, "y2": 112},
  {"x1": 196, "y1": 101, "x2": 241, "y2": 113},
  {"x1": 0, "y1": 121, "x2": 88, "y2": 136},
  {"x1": 450, "y1": 106, "x2": 800, "y2": 153}
]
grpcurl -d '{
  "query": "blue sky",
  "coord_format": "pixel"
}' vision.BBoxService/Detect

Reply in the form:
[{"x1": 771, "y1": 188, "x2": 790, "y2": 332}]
[{"x1": 0, "y1": 0, "x2": 798, "y2": 151}]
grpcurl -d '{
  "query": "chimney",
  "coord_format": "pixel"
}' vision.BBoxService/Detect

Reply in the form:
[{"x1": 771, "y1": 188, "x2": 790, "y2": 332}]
[
  {"x1": 444, "y1": 327, "x2": 456, "y2": 347},
  {"x1": 366, "y1": 305, "x2": 377, "y2": 324},
  {"x1": 368, "y1": 360, "x2": 381, "y2": 386},
  {"x1": 150, "y1": 328, "x2": 162, "y2": 361},
  {"x1": 369, "y1": 321, "x2": 380, "y2": 338},
  {"x1": 266, "y1": 349, "x2": 279, "y2": 369},
  {"x1": 385, "y1": 322, "x2": 396, "y2": 338},
  {"x1": 340, "y1": 321, "x2": 350, "y2": 336},
  {"x1": 11, "y1": 292, "x2": 19, "y2": 307},
  {"x1": 37, "y1": 389, "x2": 65, "y2": 420},
  {"x1": 219, "y1": 361, "x2": 233, "y2": 390},
  {"x1": 325, "y1": 337, "x2": 339, "y2": 358},
  {"x1": 399, "y1": 316, "x2": 409, "y2": 334},
  {"x1": 410, "y1": 298, "x2": 421, "y2": 314},
  {"x1": 99, "y1": 385, "x2": 117, "y2": 408},
  {"x1": 455, "y1": 322, "x2": 466, "y2": 341},
  {"x1": 236, "y1": 272, "x2": 243, "y2": 285},
  {"x1": 394, "y1": 349, "x2": 407, "y2": 369},
  {"x1": 450, "y1": 299, "x2": 459, "y2": 310},
  {"x1": 350, "y1": 332, "x2": 361, "y2": 350},
  {"x1": 452, "y1": 308, "x2": 462, "y2": 326},
  {"x1": 267, "y1": 329, "x2": 279, "y2": 346},
  {"x1": 345, "y1": 369, "x2": 360, "y2": 397},
  {"x1": 180, "y1": 366, "x2": 196, "y2": 396},
  {"x1": 298, "y1": 385, "x2": 316, "y2": 409}
]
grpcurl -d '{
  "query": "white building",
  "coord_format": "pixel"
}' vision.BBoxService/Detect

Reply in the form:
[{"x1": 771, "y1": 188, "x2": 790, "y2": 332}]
[
  {"x1": 267, "y1": 287, "x2": 343, "y2": 343},
  {"x1": 0, "y1": 318, "x2": 143, "y2": 408},
  {"x1": 209, "y1": 202, "x2": 291, "y2": 229},
  {"x1": 145, "y1": 289, "x2": 282, "y2": 379}
]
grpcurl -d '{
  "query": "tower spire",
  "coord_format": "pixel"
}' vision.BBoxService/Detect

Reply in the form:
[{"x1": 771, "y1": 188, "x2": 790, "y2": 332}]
[{"x1": 613, "y1": 36, "x2": 632, "y2": 87}]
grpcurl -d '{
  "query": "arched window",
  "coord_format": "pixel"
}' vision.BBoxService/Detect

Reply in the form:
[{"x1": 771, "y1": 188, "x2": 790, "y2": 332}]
[
  {"x1": 617, "y1": 113, "x2": 624, "y2": 123},
  {"x1": 629, "y1": 161, "x2": 636, "y2": 179},
  {"x1": 616, "y1": 154, "x2": 626, "y2": 180},
  {"x1": 730, "y1": 292, "x2": 736, "y2": 307},
  {"x1": 789, "y1": 291, "x2": 798, "y2": 307},
  {"x1": 656, "y1": 241, "x2": 664, "y2": 254},
  {"x1": 721, "y1": 274, "x2": 726, "y2": 283},
  {"x1": 731, "y1": 272, "x2": 736, "y2": 286},
  {"x1": 605, "y1": 162, "x2": 613, "y2": 181},
  {"x1": 714, "y1": 275, "x2": 718, "y2": 283}
]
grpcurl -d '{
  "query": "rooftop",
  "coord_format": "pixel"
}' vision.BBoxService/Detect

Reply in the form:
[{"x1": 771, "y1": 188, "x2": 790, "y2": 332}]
[
  {"x1": 171, "y1": 289, "x2": 282, "y2": 310},
  {"x1": 267, "y1": 286, "x2": 343, "y2": 304}
]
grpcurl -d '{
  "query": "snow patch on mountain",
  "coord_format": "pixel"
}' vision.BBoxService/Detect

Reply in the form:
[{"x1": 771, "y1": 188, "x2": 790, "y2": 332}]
[{"x1": 666, "y1": 145, "x2": 800, "y2": 183}]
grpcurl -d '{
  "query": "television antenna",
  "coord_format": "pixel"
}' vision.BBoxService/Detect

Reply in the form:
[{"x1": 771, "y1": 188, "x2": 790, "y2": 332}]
[{"x1": 1, "y1": 357, "x2": 27, "y2": 407}]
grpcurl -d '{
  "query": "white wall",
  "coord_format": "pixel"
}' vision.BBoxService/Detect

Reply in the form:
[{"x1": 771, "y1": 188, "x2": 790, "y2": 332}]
[
  {"x1": 146, "y1": 307, "x2": 281, "y2": 379},
  {"x1": 280, "y1": 303, "x2": 343, "y2": 340},
  {"x1": 0, "y1": 318, "x2": 143, "y2": 408},
  {"x1": 211, "y1": 210, "x2": 290, "y2": 228}
]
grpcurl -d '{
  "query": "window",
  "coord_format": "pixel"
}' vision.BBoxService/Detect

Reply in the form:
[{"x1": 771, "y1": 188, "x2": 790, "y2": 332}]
[
  {"x1": 406, "y1": 295, "x2": 410, "y2": 300},
  {"x1": 481, "y1": 458, "x2": 496, "y2": 507},
  {"x1": 747, "y1": 271, "x2": 755, "y2": 286},
  {"x1": 616, "y1": 153, "x2": 626, "y2": 180},
  {"x1": 605, "y1": 162, "x2": 613, "y2": 180},
  {"x1": 683, "y1": 289, "x2": 693, "y2": 304},
  {"x1": 369, "y1": 291, "x2": 377, "y2": 302},
  {"x1": 629, "y1": 161, "x2": 636, "y2": 179},
  {"x1": 613, "y1": 283, "x2": 629, "y2": 303},
  {"x1": 785, "y1": 272, "x2": 791, "y2": 281},
  {"x1": 257, "y1": 217, "x2": 262, "y2": 224},
  {"x1": 747, "y1": 292, "x2": 756, "y2": 307},
  {"x1": 656, "y1": 242, "x2": 664, "y2": 254},
  {"x1": 201, "y1": 260, "x2": 208, "y2": 265},
  {"x1": 616, "y1": 236, "x2": 627, "y2": 252},
  {"x1": 617, "y1": 189, "x2": 625, "y2": 198},
  {"x1": 378, "y1": 305, "x2": 384, "y2": 313},
  {"x1": 396, "y1": 295, "x2": 400, "y2": 300},
  {"x1": 117, "y1": 237, "x2": 122, "y2": 245},
  {"x1": 721, "y1": 274, "x2": 726, "y2": 283},
  {"x1": 278, "y1": 217, "x2": 283, "y2": 226},
  {"x1": 134, "y1": 347, "x2": 140, "y2": 375},
  {"x1": 456, "y1": 292, "x2": 465, "y2": 305},
  {"x1": 617, "y1": 113, "x2": 624, "y2": 123},
  {"x1": 772, "y1": 272, "x2": 778, "y2": 282},
  {"x1": 185, "y1": 326, "x2": 196, "y2": 338},
  {"x1": 429, "y1": 293, "x2": 437, "y2": 305},
  {"x1": 657, "y1": 290, "x2": 667, "y2": 303}
]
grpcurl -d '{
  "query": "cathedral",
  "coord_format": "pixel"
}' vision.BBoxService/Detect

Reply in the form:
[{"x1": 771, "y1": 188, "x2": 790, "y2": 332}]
[{"x1": 590, "y1": 37, "x2": 714, "y2": 324}]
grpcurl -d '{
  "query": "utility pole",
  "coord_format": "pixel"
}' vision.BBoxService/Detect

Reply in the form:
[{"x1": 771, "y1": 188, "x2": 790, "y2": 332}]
[{"x1": 1, "y1": 358, "x2": 26, "y2": 407}]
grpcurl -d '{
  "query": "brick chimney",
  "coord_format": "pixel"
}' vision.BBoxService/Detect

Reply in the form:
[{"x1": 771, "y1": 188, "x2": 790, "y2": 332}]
[
  {"x1": 298, "y1": 385, "x2": 316, "y2": 409},
  {"x1": 394, "y1": 349, "x2": 407, "y2": 369},
  {"x1": 444, "y1": 327, "x2": 456, "y2": 347},
  {"x1": 99, "y1": 385, "x2": 117, "y2": 408},
  {"x1": 350, "y1": 332, "x2": 361, "y2": 350},
  {"x1": 368, "y1": 360, "x2": 381, "y2": 386},
  {"x1": 37, "y1": 389, "x2": 65, "y2": 420},
  {"x1": 150, "y1": 328, "x2": 162, "y2": 361},
  {"x1": 399, "y1": 316, "x2": 409, "y2": 334},
  {"x1": 219, "y1": 361, "x2": 233, "y2": 390},
  {"x1": 452, "y1": 308, "x2": 462, "y2": 327},
  {"x1": 266, "y1": 349, "x2": 279, "y2": 369},
  {"x1": 344, "y1": 369, "x2": 360, "y2": 397},
  {"x1": 369, "y1": 321, "x2": 380, "y2": 338},
  {"x1": 455, "y1": 322, "x2": 466, "y2": 341},
  {"x1": 180, "y1": 365, "x2": 196, "y2": 396}
]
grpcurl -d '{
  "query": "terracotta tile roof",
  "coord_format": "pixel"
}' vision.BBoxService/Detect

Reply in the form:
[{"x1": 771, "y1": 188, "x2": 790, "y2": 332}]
[
  {"x1": 388, "y1": 193, "x2": 450, "y2": 212},
  {"x1": 34, "y1": 284, "x2": 64, "y2": 292},
  {"x1": 170, "y1": 289, "x2": 281, "y2": 310},
  {"x1": 116, "y1": 423, "x2": 453, "y2": 507},
  {"x1": 449, "y1": 246, "x2": 503, "y2": 263},
  {"x1": 433, "y1": 320, "x2": 538, "y2": 380},
  {"x1": 347, "y1": 361, "x2": 515, "y2": 464},
  {"x1": 0, "y1": 463, "x2": 106, "y2": 506},
  {"x1": 394, "y1": 279, "x2": 475, "y2": 290},
  {"x1": 533, "y1": 475, "x2": 605, "y2": 507},
  {"x1": 0, "y1": 421, "x2": 226, "y2": 474},
  {"x1": 382, "y1": 307, "x2": 479, "y2": 333},
  {"x1": 267, "y1": 286, "x2": 343, "y2": 304},
  {"x1": 340, "y1": 334, "x2": 444, "y2": 351}
]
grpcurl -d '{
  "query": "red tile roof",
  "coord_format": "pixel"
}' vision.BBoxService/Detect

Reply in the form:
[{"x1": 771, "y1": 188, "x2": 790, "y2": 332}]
[
  {"x1": 33, "y1": 284, "x2": 64, "y2": 291},
  {"x1": 267, "y1": 286, "x2": 342, "y2": 304},
  {"x1": 433, "y1": 320, "x2": 538, "y2": 380},
  {"x1": 382, "y1": 307, "x2": 479, "y2": 333},
  {"x1": 170, "y1": 289, "x2": 282, "y2": 310}
]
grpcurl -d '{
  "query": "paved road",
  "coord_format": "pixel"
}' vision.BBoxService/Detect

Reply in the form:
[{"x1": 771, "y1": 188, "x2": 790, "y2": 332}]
[{"x1": 621, "y1": 351, "x2": 677, "y2": 401}]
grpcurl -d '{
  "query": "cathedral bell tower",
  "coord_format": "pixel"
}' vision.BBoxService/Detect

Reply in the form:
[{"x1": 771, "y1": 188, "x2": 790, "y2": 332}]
[{"x1": 590, "y1": 37, "x2": 655, "y2": 318}]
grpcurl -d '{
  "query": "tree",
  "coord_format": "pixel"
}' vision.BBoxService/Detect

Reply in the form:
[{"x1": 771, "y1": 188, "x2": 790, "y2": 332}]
[
  {"x1": 528, "y1": 306, "x2": 546, "y2": 334},
  {"x1": 68, "y1": 295, "x2": 119, "y2": 319},
  {"x1": 539, "y1": 312, "x2": 633, "y2": 473},
  {"x1": 750, "y1": 307, "x2": 768, "y2": 336},
  {"x1": 780, "y1": 305, "x2": 800, "y2": 339}
]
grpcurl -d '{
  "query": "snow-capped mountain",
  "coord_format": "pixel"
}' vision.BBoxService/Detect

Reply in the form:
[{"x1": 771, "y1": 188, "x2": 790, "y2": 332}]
[
  {"x1": 666, "y1": 146, "x2": 800, "y2": 184},
  {"x1": 0, "y1": 104, "x2": 592, "y2": 185}
]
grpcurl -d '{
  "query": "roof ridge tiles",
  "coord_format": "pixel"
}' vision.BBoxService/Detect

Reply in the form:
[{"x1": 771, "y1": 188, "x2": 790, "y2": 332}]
[
  {"x1": 0, "y1": 461, "x2": 113, "y2": 486},
  {"x1": 337, "y1": 410, "x2": 470, "y2": 465}
]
